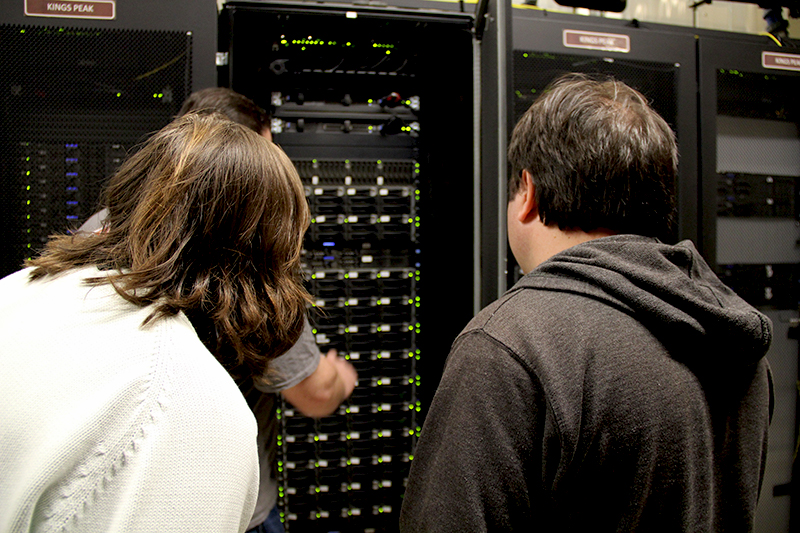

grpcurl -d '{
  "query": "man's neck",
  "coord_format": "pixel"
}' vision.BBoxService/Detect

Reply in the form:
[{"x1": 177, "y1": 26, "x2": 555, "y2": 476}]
[{"x1": 529, "y1": 223, "x2": 616, "y2": 271}]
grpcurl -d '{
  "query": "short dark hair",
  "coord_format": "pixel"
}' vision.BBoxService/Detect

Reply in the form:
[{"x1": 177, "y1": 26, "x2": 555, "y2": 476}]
[
  {"x1": 178, "y1": 87, "x2": 270, "y2": 134},
  {"x1": 507, "y1": 73, "x2": 677, "y2": 240},
  {"x1": 30, "y1": 113, "x2": 310, "y2": 377}
]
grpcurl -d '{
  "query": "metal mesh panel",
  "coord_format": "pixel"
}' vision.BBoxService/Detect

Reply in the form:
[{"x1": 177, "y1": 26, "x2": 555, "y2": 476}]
[
  {"x1": 0, "y1": 24, "x2": 191, "y2": 277},
  {"x1": 713, "y1": 69, "x2": 800, "y2": 310},
  {"x1": 509, "y1": 50, "x2": 679, "y2": 283},
  {"x1": 512, "y1": 50, "x2": 678, "y2": 133}
]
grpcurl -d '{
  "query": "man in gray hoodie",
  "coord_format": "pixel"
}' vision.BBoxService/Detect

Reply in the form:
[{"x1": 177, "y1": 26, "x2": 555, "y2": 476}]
[{"x1": 399, "y1": 74, "x2": 773, "y2": 532}]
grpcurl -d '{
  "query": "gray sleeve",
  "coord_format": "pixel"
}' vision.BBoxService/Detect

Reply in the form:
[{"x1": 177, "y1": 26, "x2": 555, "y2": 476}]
[
  {"x1": 78, "y1": 208, "x2": 109, "y2": 233},
  {"x1": 254, "y1": 316, "x2": 321, "y2": 393}
]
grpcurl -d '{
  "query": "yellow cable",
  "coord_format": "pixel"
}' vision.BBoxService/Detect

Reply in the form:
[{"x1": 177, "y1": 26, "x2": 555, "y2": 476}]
[{"x1": 759, "y1": 32, "x2": 782, "y2": 47}]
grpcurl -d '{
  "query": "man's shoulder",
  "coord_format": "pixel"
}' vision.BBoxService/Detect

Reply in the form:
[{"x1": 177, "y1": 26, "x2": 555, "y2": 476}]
[{"x1": 462, "y1": 277, "x2": 595, "y2": 336}]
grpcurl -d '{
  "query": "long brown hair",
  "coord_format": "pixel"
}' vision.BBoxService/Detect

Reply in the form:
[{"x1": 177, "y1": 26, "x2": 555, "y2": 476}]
[{"x1": 29, "y1": 113, "x2": 311, "y2": 377}]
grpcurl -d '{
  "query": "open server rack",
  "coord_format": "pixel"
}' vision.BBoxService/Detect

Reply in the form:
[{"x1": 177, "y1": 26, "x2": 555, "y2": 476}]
[{"x1": 221, "y1": 2, "x2": 475, "y2": 531}]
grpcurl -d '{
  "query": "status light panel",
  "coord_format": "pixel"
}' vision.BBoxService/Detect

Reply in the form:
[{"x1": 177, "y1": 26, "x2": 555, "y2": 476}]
[{"x1": 278, "y1": 158, "x2": 421, "y2": 531}]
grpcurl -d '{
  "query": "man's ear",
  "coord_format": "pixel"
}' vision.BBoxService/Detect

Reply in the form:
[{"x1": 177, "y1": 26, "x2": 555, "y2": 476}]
[{"x1": 517, "y1": 170, "x2": 538, "y2": 222}]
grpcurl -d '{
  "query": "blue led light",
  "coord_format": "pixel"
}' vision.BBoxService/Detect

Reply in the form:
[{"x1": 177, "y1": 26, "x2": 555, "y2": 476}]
[
  {"x1": 323, "y1": 256, "x2": 335, "y2": 261},
  {"x1": 323, "y1": 241, "x2": 336, "y2": 247}
]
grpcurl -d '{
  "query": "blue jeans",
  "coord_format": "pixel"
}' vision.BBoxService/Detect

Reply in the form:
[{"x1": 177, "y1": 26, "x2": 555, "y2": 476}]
[{"x1": 247, "y1": 505, "x2": 285, "y2": 533}]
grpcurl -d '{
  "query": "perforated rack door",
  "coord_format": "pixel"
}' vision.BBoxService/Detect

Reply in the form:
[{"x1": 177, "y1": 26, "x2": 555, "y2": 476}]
[{"x1": 0, "y1": 24, "x2": 191, "y2": 278}]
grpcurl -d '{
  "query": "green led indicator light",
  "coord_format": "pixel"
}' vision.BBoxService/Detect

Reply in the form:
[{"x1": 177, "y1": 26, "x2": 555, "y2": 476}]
[
  {"x1": 386, "y1": 50, "x2": 391, "y2": 55},
  {"x1": 20, "y1": 29, "x2": 25, "y2": 33},
  {"x1": 116, "y1": 92, "x2": 121, "y2": 97},
  {"x1": 523, "y1": 53, "x2": 529, "y2": 58}
]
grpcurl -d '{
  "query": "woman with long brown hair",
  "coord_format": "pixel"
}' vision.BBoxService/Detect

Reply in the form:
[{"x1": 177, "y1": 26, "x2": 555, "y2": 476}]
[{"x1": 0, "y1": 112, "x2": 310, "y2": 532}]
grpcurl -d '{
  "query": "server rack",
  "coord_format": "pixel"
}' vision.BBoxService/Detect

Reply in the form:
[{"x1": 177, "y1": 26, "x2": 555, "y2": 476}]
[
  {"x1": 508, "y1": 8, "x2": 698, "y2": 287},
  {"x1": 0, "y1": 0, "x2": 217, "y2": 279},
  {"x1": 221, "y1": 2, "x2": 476, "y2": 531},
  {"x1": 696, "y1": 32, "x2": 800, "y2": 533}
]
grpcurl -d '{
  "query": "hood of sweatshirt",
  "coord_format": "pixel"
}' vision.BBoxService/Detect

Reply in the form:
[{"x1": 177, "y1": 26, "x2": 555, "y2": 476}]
[{"x1": 514, "y1": 235, "x2": 772, "y2": 374}]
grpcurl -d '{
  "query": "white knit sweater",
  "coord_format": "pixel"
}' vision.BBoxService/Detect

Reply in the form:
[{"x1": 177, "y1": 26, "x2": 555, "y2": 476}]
[{"x1": 0, "y1": 267, "x2": 259, "y2": 532}]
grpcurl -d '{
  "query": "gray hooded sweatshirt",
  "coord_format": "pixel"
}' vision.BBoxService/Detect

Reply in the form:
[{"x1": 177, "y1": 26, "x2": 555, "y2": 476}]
[{"x1": 400, "y1": 235, "x2": 773, "y2": 532}]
